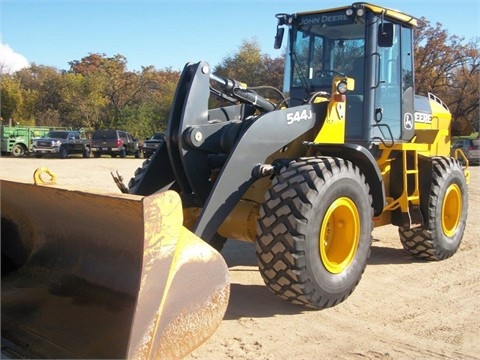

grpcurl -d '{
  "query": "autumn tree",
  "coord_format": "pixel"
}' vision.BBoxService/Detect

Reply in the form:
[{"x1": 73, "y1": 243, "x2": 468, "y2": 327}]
[
  {"x1": 213, "y1": 39, "x2": 285, "y2": 104},
  {"x1": 116, "y1": 65, "x2": 180, "y2": 137},
  {"x1": 414, "y1": 18, "x2": 479, "y2": 132},
  {"x1": 67, "y1": 53, "x2": 180, "y2": 138},
  {"x1": 69, "y1": 54, "x2": 135, "y2": 129}
]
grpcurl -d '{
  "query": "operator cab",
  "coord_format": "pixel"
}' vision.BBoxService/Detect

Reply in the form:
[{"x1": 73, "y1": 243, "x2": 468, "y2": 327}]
[{"x1": 275, "y1": 3, "x2": 418, "y2": 147}]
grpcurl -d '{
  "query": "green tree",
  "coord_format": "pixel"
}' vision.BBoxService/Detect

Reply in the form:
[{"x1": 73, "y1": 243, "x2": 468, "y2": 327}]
[
  {"x1": 214, "y1": 39, "x2": 265, "y2": 85},
  {"x1": 60, "y1": 72, "x2": 107, "y2": 129},
  {"x1": 1, "y1": 74, "x2": 37, "y2": 125},
  {"x1": 15, "y1": 64, "x2": 64, "y2": 126},
  {"x1": 129, "y1": 66, "x2": 180, "y2": 136}
]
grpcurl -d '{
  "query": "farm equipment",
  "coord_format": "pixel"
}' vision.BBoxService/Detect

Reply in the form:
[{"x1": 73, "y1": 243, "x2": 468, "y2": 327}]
[{"x1": 1, "y1": 2, "x2": 470, "y2": 358}]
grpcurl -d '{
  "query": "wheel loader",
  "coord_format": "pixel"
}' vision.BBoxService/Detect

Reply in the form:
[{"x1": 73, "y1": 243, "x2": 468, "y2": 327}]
[
  {"x1": 1, "y1": 2, "x2": 470, "y2": 359},
  {"x1": 127, "y1": 2, "x2": 469, "y2": 309}
]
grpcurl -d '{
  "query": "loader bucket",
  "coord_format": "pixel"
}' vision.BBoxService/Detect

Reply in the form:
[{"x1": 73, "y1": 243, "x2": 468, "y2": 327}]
[{"x1": 1, "y1": 179, "x2": 229, "y2": 359}]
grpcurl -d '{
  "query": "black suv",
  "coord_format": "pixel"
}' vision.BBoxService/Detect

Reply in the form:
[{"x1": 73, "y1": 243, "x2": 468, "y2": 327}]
[{"x1": 91, "y1": 130, "x2": 140, "y2": 158}]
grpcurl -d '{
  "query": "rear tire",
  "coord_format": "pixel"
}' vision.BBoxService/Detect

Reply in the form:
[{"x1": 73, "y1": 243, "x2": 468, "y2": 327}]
[
  {"x1": 399, "y1": 157, "x2": 468, "y2": 260},
  {"x1": 256, "y1": 157, "x2": 373, "y2": 309}
]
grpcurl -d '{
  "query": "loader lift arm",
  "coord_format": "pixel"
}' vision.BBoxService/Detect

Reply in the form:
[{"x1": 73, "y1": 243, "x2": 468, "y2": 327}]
[
  {"x1": 171, "y1": 62, "x2": 326, "y2": 242},
  {"x1": 130, "y1": 61, "x2": 325, "y2": 242}
]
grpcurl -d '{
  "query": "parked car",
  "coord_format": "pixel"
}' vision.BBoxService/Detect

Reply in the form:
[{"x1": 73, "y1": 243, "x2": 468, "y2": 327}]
[
  {"x1": 141, "y1": 132, "x2": 164, "y2": 158},
  {"x1": 451, "y1": 137, "x2": 480, "y2": 165},
  {"x1": 91, "y1": 130, "x2": 140, "y2": 158},
  {"x1": 32, "y1": 130, "x2": 91, "y2": 159}
]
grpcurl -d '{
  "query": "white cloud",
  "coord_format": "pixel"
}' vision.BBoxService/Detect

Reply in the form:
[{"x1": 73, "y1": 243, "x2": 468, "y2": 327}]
[{"x1": 0, "y1": 43, "x2": 30, "y2": 74}]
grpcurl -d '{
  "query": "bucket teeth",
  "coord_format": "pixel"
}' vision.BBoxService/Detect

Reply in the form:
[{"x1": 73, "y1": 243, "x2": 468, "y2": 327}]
[{"x1": 111, "y1": 170, "x2": 130, "y2": 193}]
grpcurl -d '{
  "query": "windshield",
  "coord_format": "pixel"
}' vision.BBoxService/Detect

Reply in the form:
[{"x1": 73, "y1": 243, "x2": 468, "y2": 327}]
[{"x1": 290, "y1": 10, "x2": 365, "y2": 90}]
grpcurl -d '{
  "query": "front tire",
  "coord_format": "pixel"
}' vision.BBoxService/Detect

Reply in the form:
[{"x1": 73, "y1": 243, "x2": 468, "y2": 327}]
[
  {"x1": 256, "y1": 157, "x2": 373, "y2": 309},
  {"x1": 11, "y1": 144, "x2": 26, "y2": 157},
  {"x1": 399, "y1": 157, "x2": 468, "y2": 260},
  {"x1": 59, "y1": 146, "x2": 68, "y2": 159},
  {"x1": 83, "y1": 147, "x2": 91, "y2": 158}
]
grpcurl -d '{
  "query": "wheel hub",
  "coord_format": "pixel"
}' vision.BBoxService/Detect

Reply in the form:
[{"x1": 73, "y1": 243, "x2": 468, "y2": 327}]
[
  {"x1": 442, "y1": 183, "x2": 461, "y2": 237},
  {"x1": 319, "y1": 197, "x2": 360, "y2": 274}
]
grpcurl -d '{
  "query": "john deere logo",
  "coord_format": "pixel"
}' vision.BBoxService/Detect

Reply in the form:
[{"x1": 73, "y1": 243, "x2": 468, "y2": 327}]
[{"x1": 404, "y1": 113, "x2": 413, "y2": 130}]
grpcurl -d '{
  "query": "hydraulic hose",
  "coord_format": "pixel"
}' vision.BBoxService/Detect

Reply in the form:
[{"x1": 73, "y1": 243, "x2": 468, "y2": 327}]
[{"x1": 210, "y1": 73, "x2": 275, "y2": 112}]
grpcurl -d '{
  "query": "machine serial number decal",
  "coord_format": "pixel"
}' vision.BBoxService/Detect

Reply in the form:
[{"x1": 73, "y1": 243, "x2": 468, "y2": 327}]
[{"x1": 286, "y1": 109, "x2": 312, "y2": 125}]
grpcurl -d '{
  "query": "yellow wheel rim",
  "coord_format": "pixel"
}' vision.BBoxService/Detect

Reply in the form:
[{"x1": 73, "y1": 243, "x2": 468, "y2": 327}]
[
  {"x1": 442, "y1": 183, "x2": 461, "y2": 237},
  {"x1": 319, "y1": 197, "x2": 360, "y2": 274}
]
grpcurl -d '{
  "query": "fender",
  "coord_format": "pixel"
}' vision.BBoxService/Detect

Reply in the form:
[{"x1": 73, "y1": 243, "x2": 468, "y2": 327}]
[{"x1": 308, "y1": 143, "x2": 385, "y2": 217}]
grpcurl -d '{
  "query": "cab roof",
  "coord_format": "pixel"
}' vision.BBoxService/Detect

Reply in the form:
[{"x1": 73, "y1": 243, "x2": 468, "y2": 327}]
[{"x1": 297, "y1": 2, "x2": 419, "y2": 27}]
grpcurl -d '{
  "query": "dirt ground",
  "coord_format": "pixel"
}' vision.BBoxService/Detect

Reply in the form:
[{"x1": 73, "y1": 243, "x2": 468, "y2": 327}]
[{"x1": 1, "y1": 157, "x2": 479, "y2": 360}]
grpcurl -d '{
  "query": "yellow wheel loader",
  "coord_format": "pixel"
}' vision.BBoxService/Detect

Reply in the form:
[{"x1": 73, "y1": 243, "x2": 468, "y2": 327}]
[
  {"x1": 128, "y1": 2, "x2": 469, "y2": 309},
  {"x1": 1, "y1": 2, "x2": 470, "y2": 358}
]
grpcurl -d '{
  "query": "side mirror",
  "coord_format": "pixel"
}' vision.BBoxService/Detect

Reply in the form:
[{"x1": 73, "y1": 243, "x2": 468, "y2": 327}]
[
  {"x1": 378, "y1": 22, "x2": 394, "y2": 47},
  {"x1": 274, "y1": 27, "x2": 285, "y2": 50},
  {"x1": 274, "y1": 13, "x2": 289, "y2": 50}
]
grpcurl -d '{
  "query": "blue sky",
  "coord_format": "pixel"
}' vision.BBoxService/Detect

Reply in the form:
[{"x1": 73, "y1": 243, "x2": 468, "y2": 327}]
[{"x1": 1, "y1": 0, "x2": 479, "y2": 73}]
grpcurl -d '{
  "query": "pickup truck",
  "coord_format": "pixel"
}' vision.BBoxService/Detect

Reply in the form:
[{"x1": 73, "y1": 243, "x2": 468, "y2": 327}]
[
  {"x1": 140, "y1": 132, "x2": 164, "y2": 158},
  {"x1": 91, "y1": 130, "x2": 140, "y2": 158},
  {"x1": 32, "y1": 130, "x2": 92, "y2": 158}
]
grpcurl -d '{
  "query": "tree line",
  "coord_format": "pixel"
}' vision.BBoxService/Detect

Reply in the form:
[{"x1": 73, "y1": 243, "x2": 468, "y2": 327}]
[{"x1": 1, "y1": 18, "x2": 478, "y2": 140}]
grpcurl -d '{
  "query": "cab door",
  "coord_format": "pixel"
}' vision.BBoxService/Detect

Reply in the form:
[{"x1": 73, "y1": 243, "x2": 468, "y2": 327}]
[{"x1": 372, "y1": 21, "x2": 415, "y2": 143}]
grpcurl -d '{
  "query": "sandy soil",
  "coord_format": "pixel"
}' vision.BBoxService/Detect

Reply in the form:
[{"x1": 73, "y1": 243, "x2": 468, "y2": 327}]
[{"x1": 1, "y1": 156, "x2": 479, "y2": 360}]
